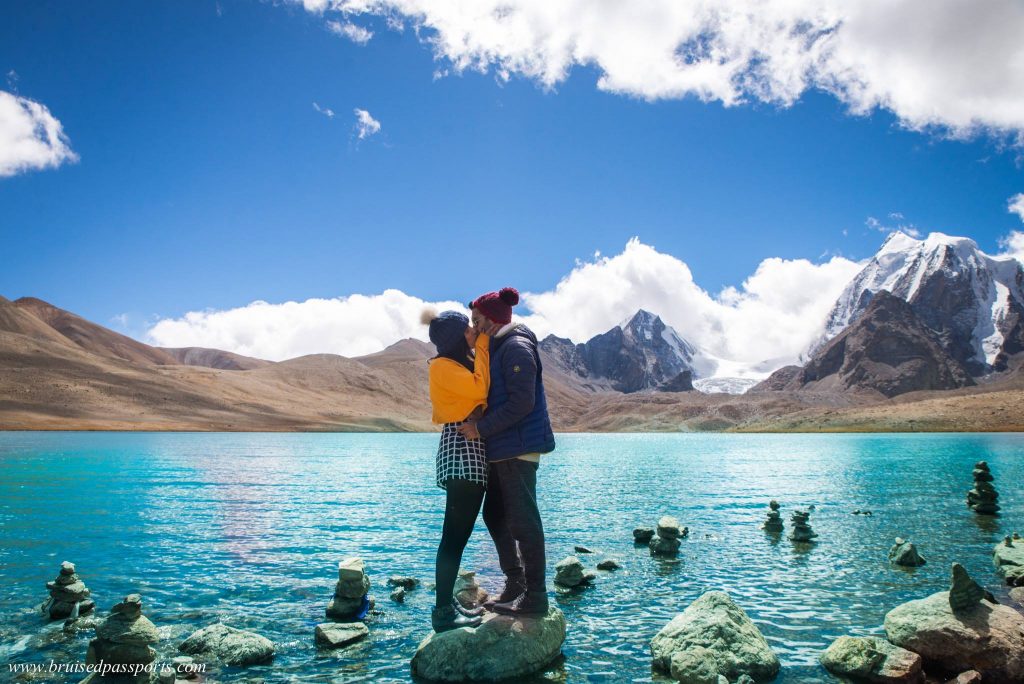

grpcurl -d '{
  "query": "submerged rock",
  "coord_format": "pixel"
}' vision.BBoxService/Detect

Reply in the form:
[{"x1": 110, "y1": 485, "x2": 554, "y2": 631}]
[
  {"x1": 883, "y1": 564, "x2": 1024, "y2": 681},
  {"x1": 327, "y1": 558, "x2": 372, "y2": 619},
  {"x1": 993, "y1": 535, "x2": 1024, "y2": 586},
  {"x1": 410, "y1": 606, "x2": 566, "y2": 682},
  {"x1": 888, "y1": 538, "x2": 926, "y2": 567},
  {"x1": 388, "y1": 576, "x2": 419, "y2": 590},
  {"x1": 86, "y1": 594, "x2": 158, "y2": 668},
  {"x1": 650, "y1": 591, "x2": 780, "y2": 682},
  {"x1": 314, "y1": 622, "x2": 368, "y2": 649},
  {"x1": 596, "y1": 559, "x2": 620, "y2": 571},
  {"x1": 966, "y1": 461, "x2": 1000, "y2": 515},
  {"x1": 44, "y1": 561, "x2": 95, "y2": 621},
  {"x1": 453, "y1": 569, "x2": 488, "y2": 610},
  {"x1": 820, "y1": 636, "x2": 923, "y2": 683},
  {"x1": 573, "y1": 545, "x2": 594, "y2": 554},
  {"x1": 390, "y1": 587, "x2": 406, "y2": 603},
  {"x1": 633, "y1": 527, "x2": 655, "y2": 544},
  {"x1": 178, "y1": 622, "x2": 274, "y2": 667}
]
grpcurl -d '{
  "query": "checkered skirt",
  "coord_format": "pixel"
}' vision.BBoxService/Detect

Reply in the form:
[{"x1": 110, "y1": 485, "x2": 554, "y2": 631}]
[{"x1": 436, "y1": 422, "x2": 488, "y2": 489}]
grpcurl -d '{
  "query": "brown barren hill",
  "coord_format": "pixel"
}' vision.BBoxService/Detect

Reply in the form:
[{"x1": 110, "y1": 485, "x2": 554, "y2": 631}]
[
  {"x1": 160, "y1": 346, "x2": 273, "y2": 371},
  {"x1": 13, "y1": 297, "x2": 179, "y2": 366}
]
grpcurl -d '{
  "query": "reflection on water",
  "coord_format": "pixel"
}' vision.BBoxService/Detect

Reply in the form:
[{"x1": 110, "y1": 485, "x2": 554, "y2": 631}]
[{"x1": 0, "y1": 432, "x2": 1022, "y2": 683}]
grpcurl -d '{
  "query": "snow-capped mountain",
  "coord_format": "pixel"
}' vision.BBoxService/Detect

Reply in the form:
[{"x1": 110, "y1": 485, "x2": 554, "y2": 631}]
[
  {"x1": 815, "y1": 231, "x2": 1024, "y2": 373},
  {"x1": 540, "y1": 310, "x2": 711, "y2": 393}
]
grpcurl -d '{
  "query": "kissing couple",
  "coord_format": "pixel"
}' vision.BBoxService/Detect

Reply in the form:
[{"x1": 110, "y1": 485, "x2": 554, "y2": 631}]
[{"x1": 421, "y1": 287, "x2": 556, "y2": 633}]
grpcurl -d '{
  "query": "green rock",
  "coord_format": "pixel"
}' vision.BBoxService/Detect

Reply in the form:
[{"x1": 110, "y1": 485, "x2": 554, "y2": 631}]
[
  {"x1": 179, "y1": 622, "x2": 275, "y2": 667},
  {"x1": 888, "y1": 538, "x2": 926, "y2": 567},
  {"x1": 948, "y1": 563, "x2": 984, "y2": 612},
  {"x1": 669, "y1": 645, "x2": 721, "y2": 684},
  {"x1": 993, "y1": 537, "x2": 1024, "y2": 586},
  {"x1": 314, "y1": 622, "x2": 368, "y2": 649},
  {"x1": 820, "y1": 636, "x2": 922, "y2": 683},
  {"x1": 651, "y1": 591, "x2": 780, "y2": 681}
]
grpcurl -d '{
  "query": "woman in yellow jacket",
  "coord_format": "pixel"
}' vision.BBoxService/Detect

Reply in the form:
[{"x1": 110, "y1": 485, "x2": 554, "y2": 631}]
[{"x1": 423, "y1": 309, "x2": 490, "y2": 632}]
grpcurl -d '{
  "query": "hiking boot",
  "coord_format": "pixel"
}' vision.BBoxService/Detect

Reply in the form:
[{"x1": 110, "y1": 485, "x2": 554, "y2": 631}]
[
  {"x1": 452, "y1": 597, "x2": 485, "y2": 617},
  {"x1": 431, "y1": 604, "x2": 482, "y2": 633},
  {"x1": 492, "y1": 590, "x2": 549, "y2": 617},
  {"x1": 483, "y1": 575, "x2": 526, "y2": 610}
]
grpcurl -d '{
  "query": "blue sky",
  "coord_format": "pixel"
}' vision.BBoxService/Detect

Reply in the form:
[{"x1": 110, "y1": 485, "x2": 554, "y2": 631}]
[{"x1": 1, "y1": 0, "x2": 1022, "y2": 356}]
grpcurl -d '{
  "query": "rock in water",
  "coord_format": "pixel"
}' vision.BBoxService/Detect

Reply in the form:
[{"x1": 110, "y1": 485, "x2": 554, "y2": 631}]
[
  {"x1": 788, "y1": 510, "x2": 818, "y2": 543},
  {"x1": 762, "y1": 501, "x2": 783, "y2": 534},
  {"x1": 669, "y1": 645, "x2": 721, "y2": 684},
  {"x1": 327, "y1": 557, "x2": 372, "y2": 619},
  {"x1": 410, "y1": 607, "x2": 566, "y2": 682},
  {"x1": 1010, "y1": 587, "x2": 1024, "y2": 608},
  {"x1": 179, "y1": 622, "x2": 274, "y2": 666},
  {"x1": 554, "y1": 556, "x2": 593, "y2": 588},
  {"x1": 820, "y1": 636, "x2": 923, "y2": 683},
  {"x1": 44, "y1": 561, "x2": 95, "y2": 620},
  {"x1": 948, "y1": 563, "x2": 985, "y2": 612},
  {"x1": 453, "y1": 569, "x2": 488, "y2": 610},
  {"x1": 650, "y1": 591, "x2": 780, "y2": 681},
  {"x1": 388, "y1": 576, "x2": 419, "y2": 590},
  {"x1": 650, "y1": 515, "x2": 687, "y2": 557},
  {"x1": 573, "y1": 545, "x2": 594, "y2": 554},
  {"x1": 966, "y1": 461, "x2": 1000, "y2": 515},
  {"x1": 888, "y1": 538, "x2": 926, "y2": 567},
  {"x1": 633, "y1": 527, "x2": 655, "y2": 543},
  {"x1": 390, "y1": 587, "x2": 406, "y2": 603},
  {"x1": 86, "y1": 594, "x2": 158, "y2": 668},
  {"x1": 884, "y1": 564, "x2": 1024, "y2": 681},
  {"x1": 314, "y1": 622, "x2": 369, "y2": 649},
  {"x1": 993, "y1": 535, "x2": 1024, "y2": 586},
  {"x1": 596, "y1": 559, "x2": 620, "y2": 571}
]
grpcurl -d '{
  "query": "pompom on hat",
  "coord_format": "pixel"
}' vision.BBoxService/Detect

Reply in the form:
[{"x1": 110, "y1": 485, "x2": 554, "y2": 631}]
[
  {"x1": 423, "y1": 309, "x2": 469, "y2": 355},
  {"x1": 469, "y1": 287, "x2": 519, "y2": 325}
]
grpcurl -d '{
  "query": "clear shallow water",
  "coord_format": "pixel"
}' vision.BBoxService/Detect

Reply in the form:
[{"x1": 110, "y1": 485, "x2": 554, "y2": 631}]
[{"x1": 0, "y1": 432, "x2": 1022, "y2": 683}]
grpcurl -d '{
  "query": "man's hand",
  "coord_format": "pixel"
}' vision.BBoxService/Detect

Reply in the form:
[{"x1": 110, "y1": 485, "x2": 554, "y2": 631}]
[{"x1": 458, "y1": 420, "x2": 481, "y2": 440}]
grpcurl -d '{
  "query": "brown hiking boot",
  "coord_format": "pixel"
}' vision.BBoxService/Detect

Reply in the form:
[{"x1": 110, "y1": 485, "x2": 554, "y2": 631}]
[{"x1": 492, "y1": 590, "x2": 549, "y2": 617}]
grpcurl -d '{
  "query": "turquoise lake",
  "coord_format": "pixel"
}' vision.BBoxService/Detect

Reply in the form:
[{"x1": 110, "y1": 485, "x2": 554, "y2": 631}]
[{"x1": 1, "y1": 432, "x2": 1022, "y2": 683}]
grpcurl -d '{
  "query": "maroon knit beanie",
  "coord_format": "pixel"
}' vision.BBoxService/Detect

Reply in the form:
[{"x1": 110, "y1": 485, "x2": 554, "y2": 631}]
[{"x1": 470, "y1": 287, "x2": 520, "y2": 325}]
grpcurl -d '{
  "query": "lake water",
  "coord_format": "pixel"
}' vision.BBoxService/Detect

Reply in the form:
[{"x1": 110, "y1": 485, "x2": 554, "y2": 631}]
[{"x1": 1, "y1": 432, "x2": 1022, "y2": 683}]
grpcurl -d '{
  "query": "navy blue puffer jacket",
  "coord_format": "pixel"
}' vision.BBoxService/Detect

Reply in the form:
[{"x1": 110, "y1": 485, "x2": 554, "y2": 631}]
[{"x1": 476, "y1": 324, "x2": 556, "y2": 462}]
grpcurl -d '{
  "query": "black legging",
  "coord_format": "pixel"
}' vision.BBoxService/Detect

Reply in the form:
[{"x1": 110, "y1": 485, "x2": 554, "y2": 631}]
[{"x1": 435, "y1": 479, "x2": 486, "y2": 608}]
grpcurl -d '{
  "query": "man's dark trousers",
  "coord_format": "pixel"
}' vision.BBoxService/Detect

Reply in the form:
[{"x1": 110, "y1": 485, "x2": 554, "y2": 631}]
[{"x1": 482, "y1": 458, "x2": 546, "y2": 592}]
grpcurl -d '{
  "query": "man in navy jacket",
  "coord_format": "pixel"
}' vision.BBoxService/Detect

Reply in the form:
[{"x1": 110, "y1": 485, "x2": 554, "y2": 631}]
[{"x1": 459, "y1": 287, "x2": 556, "y2": 616}]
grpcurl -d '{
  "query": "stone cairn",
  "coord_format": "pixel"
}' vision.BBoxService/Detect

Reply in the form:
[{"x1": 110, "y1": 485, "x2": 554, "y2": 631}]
[
  {"x1": 888, "y1": 537, "x2": 926, "y2": 567},
  {"x1": 649, "y1": 515, "x2": 688, "y2": 556},
  {"x1": 86, "y1": 594, "x2": 159, "y2": 668},
  {"x1": 762, "y1": 500, "x2": 784, "y2": 534},
  {"x1": 326, "y1": 558, "x2": 373, "y2": 620},
  {"x1": 967, "y1": 461, "x2": 1000, "y2": 515},
  {"x1": 43, "y1": 560, "x2": 95, "y2": 620},
  {"x1": 948, "y1": 563, "x2": 986, "y2": 612},
  {"x1": 788, "y1": 510, "x2": 818, "y2": 543},
  {"x1": 553, "y1": 556, "x2": 595, "y2": 590}
]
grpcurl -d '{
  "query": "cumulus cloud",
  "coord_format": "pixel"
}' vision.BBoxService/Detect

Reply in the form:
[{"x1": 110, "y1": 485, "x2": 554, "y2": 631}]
[
  {"x1": 519, "y1": 239, "x2": 862, "y2": 371},
  {"x1": 1010, "y1": 193, "x2": 1024, "y2": 222},
  {"x1": 0, "y1": 90, "x2": 78, "y2": 177},
  {"x1": 353, "y1": 108, "x2": 381, "y2": 139},
  {"x1": 296, "y1": 0, "x2": 1024, "y2": 141},
  {"x1": 866, "y1": 215, "x2": 921, "y2": 238},
  {"x1": 1000, "y1": 232, "x2": 1024, "y2": 263},
  {"x1": 146, "y1": 239, "x2": 863, "y2": 375},
  {"x1": 327, "y1": 19, "x2": 373, "y2": 44},
  {"x1": 147, "y1": 290, "x2": 467, "y2": 360}
]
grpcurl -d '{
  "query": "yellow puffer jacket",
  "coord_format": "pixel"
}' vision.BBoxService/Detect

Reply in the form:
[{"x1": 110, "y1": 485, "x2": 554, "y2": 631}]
[{"x1": 428, "y1": 333, "x2": 490, "y2": 423}]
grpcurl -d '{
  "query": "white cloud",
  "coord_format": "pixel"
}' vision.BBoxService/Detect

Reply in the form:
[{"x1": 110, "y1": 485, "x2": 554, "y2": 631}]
[
  {"x1": 299, "y1": 0, "x2": 1024, "y2": 141},
  {"x1": 1009, "y1": 193, "x2": 1024, "y2": 222},
  {"x1": 0, "y1": 90, "x2": 78, "y2": 177},
  {"x1": 145, "y1": 239, "x2": 862, "y2": 375},
  {"x1": 1000, "y1": 231, "x2": 1024, "y2": 262},
  {"x1": 353, "y1": 108, "x2": 381, "y2": 139},
  {"x1": 147, "y1": 290, "x2": 467, "y2": 360},
  {"x1": 327, "y1": 19, "x2": 373, "y2": 44},
  {"x1": 313, "y1": 101, "x2": 335, "y2": 118},
  {"x1": 866, "y1": 215, "x2": 921, "y2": 238},
  {"x1": 519, "y1": 238, "x2": 863, "y2": 370}
]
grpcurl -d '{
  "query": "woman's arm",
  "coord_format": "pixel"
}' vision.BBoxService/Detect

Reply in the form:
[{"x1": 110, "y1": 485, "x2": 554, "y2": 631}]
[{"x1": 429, "y1": 333, "x2": 490, "y2": 403}]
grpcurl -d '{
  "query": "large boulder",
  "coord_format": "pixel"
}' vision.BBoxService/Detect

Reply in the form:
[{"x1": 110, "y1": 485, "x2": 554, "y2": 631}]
[
  {"x1": 650, "y1": 591, "x2": 780, "y2": 682},
  {"x1": 884, "y1": 591, "x2": 1024, "y2": 680},
  {"x1": 315, "y1": 622, "x2": 368, "y2": 649},
  {"x1": 819, "y1": 636, "x2": 923, "y2": 683},
  {"x1": 410, "y1": 606, "x2": 566, "y2": 681},
  {"x1": 179, "y1": 623, "x2": 275, "y2": 667}
]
